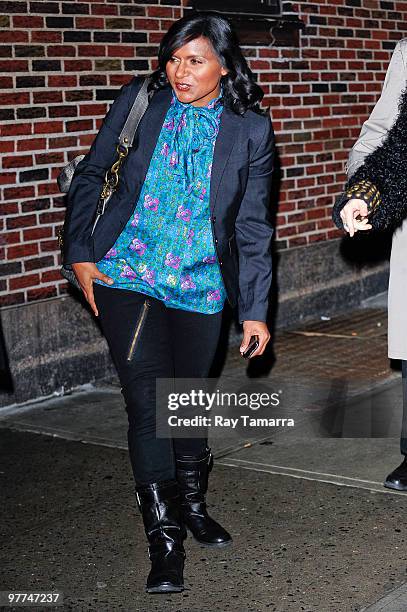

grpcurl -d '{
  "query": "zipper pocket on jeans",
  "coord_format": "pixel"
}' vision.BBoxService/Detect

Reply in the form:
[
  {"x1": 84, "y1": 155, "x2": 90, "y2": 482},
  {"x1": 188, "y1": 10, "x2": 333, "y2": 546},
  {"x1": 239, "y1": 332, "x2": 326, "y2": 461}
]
[{"x1": 126, "y1": 299, "x2": 150, "y2": 362}]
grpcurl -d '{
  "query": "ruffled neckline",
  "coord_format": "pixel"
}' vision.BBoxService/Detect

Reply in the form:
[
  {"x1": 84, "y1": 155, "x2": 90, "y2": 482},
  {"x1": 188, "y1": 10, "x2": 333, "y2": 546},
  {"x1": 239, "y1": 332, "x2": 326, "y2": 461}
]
[{"x1": 170, "y1": 87, "x2": 224, "y2": 114}]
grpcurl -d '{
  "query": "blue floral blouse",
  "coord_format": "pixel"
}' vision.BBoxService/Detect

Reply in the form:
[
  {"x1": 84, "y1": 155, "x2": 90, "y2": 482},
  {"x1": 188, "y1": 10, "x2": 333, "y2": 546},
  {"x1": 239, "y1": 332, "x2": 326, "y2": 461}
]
[{"x1": 95, "y1": 88, "x2": 227, "y2": 314}]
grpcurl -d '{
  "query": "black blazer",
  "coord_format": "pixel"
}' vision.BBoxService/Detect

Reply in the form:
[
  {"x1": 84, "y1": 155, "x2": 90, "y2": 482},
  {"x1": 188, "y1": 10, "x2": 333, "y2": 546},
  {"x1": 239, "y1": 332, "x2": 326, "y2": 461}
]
[{"x1": 63, "y1": 76, "x2": 275, "y2": 323}]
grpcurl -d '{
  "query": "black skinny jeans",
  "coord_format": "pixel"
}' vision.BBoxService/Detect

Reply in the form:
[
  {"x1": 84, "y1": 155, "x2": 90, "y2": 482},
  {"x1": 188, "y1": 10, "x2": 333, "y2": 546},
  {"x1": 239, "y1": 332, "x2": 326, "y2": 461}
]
[{"x1": 93, "y1": 282, "x2": 223, "y2": 485}]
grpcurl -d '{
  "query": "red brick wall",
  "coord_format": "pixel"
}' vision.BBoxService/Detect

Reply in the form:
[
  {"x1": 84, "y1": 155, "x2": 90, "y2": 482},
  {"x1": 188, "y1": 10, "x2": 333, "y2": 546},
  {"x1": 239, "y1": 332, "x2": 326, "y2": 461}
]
[
  {"x1": 1, "y1": 0, "x2": 406, "y2": 307},
  {"x1": 273, "y1": 0, "x2": 407, "y2": 250}
]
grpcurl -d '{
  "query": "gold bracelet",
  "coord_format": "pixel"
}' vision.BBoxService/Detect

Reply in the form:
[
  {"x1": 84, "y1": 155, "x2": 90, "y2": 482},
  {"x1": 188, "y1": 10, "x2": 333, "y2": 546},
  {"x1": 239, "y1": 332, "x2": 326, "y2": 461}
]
[{"x1": 346, "y1": 179, "x2": 381, "y2": 212}]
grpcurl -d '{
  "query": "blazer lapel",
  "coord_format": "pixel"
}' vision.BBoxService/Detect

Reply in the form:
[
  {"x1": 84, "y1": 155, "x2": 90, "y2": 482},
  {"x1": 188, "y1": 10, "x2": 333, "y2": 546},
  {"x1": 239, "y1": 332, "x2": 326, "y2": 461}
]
[{"x1": 210, "y1": 107, "x2": 243, "y2": 213}]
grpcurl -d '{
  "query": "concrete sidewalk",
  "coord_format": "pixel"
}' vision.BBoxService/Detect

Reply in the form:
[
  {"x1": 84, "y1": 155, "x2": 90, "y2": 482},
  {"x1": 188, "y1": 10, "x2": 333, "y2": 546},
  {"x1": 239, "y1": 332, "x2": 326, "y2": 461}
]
[{"x1": 1, "y1": 306, "x2": 407, "y2": 611}]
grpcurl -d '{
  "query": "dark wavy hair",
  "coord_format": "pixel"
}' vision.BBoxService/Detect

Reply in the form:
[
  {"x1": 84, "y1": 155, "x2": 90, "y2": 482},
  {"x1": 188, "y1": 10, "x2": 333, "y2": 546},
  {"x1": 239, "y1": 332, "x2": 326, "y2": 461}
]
[{"x1": 149, "y1": 11, "x2": 266, "y2": 116}]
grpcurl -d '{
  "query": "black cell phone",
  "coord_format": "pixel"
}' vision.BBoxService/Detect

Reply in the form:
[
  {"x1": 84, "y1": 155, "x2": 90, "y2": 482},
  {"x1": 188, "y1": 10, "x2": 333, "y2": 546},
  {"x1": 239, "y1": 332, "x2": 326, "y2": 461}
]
[{"x1": 242, "y1": 335, "x2": 259, "y2": 359}]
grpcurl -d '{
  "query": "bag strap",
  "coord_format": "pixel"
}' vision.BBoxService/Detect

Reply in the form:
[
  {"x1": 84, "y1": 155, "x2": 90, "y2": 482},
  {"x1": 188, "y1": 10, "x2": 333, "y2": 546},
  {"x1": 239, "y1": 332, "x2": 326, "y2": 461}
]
[
  {"x1": 118, "y1": 76, "x2": 152, "y2": 148},
  {"x1": 93, "y1": 76, "x2": 153, "y2": 225}
]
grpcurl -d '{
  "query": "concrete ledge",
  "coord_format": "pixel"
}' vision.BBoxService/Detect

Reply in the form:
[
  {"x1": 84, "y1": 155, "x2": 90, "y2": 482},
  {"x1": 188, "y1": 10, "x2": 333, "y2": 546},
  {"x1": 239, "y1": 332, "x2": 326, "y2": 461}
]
[
  {"x1": 229, "y1": 236, "x2": 390, "y2": 344},
  {"x1": 0, "y1": 294, "x2": 115, "y2": 408},
  {"x1": 273, "y1": 236, "x2": 390, "y2": 325},
  {"x1": 0, "y1": 237, "x2": 390, "y2": 407}
]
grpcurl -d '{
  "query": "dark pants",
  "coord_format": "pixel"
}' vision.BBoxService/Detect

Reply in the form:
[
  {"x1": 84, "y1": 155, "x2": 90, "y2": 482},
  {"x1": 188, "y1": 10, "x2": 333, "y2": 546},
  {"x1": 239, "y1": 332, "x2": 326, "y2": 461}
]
[
  {"x1": 93, "y1": 282, "x2": 223, "y2": 484},
  {"x1": 401, "y1": 360, "x2": 407, "y2": 456}
]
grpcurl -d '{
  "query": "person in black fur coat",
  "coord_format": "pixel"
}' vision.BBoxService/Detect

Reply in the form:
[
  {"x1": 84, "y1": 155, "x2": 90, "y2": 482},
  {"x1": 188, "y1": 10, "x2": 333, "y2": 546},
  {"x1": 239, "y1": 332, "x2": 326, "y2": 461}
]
[
  {"x1": 332, "y1": 83, "x2": 407, "y2": 234},
  {"x1": 332, "y1": 38, "x2": 407, "y2": 492}
]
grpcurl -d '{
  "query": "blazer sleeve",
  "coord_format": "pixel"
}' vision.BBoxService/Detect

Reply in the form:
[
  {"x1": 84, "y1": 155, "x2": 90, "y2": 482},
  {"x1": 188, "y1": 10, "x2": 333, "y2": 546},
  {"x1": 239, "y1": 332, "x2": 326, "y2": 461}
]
[
  {"x1": 235, "y1": 114, "x2": 275, "y2": 324},
  {"x1": 62, "y1": 76, "x2": 143, "y2": 265}
]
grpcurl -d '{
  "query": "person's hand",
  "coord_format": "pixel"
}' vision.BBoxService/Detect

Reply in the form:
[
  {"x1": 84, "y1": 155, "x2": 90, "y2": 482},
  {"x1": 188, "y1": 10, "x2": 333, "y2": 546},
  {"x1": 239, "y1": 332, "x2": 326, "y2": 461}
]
[
  {"x1": 340, "y1": 198, "x2": 372, "y2": 237},
  {"x1": 72, "y1": 262, "x2": 113, "y2": 317},
  {"x1": 240, "y1": 320, "x2": 271, "y2": 358}
]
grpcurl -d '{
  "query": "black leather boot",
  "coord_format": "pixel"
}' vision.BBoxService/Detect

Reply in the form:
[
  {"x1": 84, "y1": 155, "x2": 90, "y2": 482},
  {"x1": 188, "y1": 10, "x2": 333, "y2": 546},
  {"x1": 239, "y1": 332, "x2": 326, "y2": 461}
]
[
  {"x1": 175, "y1": 447, "x2": 232, "y2": 547},
  {"x1": 135, "y1": 480, "x2": 187, "y2": 593},
  {"x1": 384, "y1": 456, "x2": 407, "y2": 491}
]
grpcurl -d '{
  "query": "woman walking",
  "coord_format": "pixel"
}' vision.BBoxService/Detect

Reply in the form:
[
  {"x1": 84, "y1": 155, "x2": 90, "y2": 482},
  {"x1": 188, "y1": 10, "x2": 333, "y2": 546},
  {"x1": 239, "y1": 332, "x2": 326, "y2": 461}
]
[
  {"x1": 62, "y1": 12, "x2": 274, "y2": 593},
  {"x1": 333, "y1": 38, "x2": 407, "y2": 492}
]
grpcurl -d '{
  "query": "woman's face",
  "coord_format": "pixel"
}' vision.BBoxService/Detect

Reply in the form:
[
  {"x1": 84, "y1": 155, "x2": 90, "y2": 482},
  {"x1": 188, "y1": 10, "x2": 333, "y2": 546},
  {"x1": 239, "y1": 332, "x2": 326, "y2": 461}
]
[{"x1": 166, "y1": 36, "x2": 228, "y2": 107}]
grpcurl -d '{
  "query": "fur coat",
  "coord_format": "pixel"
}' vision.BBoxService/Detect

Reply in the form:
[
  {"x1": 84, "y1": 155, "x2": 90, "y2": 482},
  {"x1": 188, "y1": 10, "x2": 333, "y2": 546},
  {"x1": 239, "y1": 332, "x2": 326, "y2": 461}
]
[{"x1": 332, "y1": 85, "x2": 407, "y2": 232}]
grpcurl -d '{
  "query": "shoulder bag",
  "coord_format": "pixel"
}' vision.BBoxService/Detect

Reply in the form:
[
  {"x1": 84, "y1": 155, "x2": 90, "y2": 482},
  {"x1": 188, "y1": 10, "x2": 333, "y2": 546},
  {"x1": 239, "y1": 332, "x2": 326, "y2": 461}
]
[{"x1": 56, "y1": 76, "x2": 152, "y2": 289}]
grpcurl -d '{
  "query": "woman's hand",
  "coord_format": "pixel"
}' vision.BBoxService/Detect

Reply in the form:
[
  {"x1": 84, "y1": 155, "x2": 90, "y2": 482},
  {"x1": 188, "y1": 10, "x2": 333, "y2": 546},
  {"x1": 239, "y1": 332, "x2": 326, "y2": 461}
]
[
  {"x1": 240, "y1": 320, "x2": 271, "y2": 358},
  {"x1": 72, "y1": 262, "x2": 113, "y2": 317},
  {"x1": 340, "y1": 198, "x2": 372, "y2": 237}
]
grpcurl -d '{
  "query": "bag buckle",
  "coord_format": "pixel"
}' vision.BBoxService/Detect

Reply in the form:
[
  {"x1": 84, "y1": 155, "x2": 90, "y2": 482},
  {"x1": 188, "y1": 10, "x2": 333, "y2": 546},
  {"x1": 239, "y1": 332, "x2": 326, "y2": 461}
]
[{"x1": 96, "y1": 198, "x2": 107, "y2": 217}]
